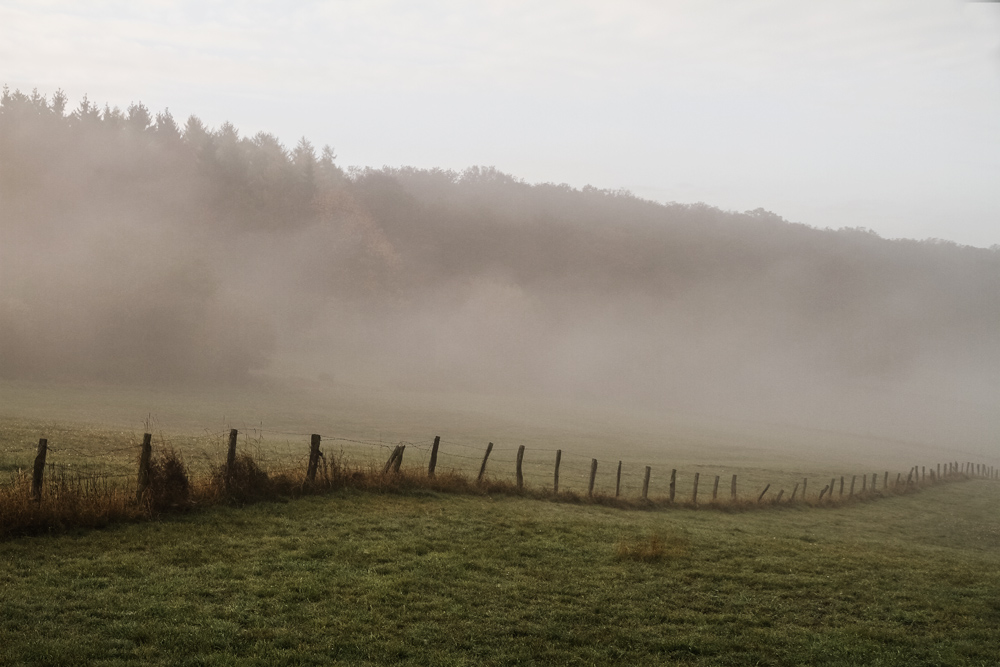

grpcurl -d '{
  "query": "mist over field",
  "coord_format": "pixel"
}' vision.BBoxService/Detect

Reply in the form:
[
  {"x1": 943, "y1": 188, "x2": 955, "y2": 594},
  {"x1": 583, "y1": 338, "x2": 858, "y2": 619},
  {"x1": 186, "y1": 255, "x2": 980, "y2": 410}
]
[{"x1": 2, "y1": 88, "x2": 998, "y2": 448}]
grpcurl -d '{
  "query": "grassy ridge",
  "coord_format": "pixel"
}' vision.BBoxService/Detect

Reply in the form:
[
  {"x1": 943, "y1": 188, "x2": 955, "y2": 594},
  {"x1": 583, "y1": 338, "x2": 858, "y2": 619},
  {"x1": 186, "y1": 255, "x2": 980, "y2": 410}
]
[{"x1": 2, "y1": 482, "x2": 1000, "y2": 665}]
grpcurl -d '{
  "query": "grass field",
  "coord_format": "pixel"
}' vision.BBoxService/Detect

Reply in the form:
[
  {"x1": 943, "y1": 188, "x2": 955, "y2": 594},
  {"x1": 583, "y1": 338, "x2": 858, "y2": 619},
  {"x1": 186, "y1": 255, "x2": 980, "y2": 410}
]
[
  {"x1": 2, "y1": 480, "x2": 1000, "y2": 665},
  {"x1": 2, "y1": 379, "x2": 999, "y2": 664}
]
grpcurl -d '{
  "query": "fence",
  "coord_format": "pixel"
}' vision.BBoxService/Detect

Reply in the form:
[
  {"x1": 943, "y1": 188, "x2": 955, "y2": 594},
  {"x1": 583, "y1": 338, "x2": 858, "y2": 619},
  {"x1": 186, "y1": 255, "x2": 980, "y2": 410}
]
[{"x1": 4, "y1": 426, "x2": 996, "y2": 510}]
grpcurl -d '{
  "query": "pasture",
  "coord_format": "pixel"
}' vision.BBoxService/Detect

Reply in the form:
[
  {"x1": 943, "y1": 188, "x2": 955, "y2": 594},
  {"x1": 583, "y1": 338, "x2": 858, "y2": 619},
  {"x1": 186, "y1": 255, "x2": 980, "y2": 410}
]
[
  {"x1": 3, "y1": 481, "x2": 1000, "y2": 665},
  {"x1": 2, "y1": 379, "x2": 999, "y2": 665}
]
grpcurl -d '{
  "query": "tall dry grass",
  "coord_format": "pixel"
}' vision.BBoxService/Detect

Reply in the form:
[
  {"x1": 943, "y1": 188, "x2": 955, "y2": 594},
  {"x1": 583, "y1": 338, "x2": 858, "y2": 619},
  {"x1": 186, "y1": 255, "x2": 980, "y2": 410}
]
[{"x1": 0, "y1": 471, "x2": 145, "y2": 538}]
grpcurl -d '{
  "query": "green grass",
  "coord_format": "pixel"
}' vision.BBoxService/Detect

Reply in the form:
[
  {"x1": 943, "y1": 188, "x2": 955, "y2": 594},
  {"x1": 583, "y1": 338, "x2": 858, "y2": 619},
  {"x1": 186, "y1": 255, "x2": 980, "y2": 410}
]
[
  {"x1": 2, "y1": 379, "x2": 997, "y2": 663},
  {"x1": 3, "y1": 481, "x2": 1000, "y2": 665}
]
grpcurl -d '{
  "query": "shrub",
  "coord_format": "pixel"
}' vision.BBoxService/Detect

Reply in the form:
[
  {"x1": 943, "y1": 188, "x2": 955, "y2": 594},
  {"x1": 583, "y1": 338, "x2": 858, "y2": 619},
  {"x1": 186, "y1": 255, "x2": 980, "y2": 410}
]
[
  {"x1": 212, "y1": 453, "x2": 273, "y2": 504},
  {"x1": 147, "y1": 448, "x2": 191, "y2": 514}
]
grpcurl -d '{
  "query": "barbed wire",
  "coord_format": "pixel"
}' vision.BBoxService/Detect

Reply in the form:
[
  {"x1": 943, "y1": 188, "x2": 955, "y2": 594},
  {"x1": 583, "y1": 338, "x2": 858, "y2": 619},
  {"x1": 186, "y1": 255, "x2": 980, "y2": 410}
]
[{"x1": 1, "y1": 424, "x2": 991, "y2": 495}]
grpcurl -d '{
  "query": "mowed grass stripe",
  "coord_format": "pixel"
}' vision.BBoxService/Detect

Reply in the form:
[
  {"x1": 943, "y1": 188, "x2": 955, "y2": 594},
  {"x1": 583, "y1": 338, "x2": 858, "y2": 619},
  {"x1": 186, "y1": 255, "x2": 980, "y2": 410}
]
[{"x1": 2, "y1": 481, "x2": 1000, "y2": 666}]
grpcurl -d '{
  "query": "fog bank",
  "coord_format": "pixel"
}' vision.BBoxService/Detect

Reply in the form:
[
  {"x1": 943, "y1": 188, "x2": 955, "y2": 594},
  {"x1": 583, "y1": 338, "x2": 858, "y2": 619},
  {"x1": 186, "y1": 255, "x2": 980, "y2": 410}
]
[{"x1": 2, "y1": 88, "x2": 998, "y2": 450}]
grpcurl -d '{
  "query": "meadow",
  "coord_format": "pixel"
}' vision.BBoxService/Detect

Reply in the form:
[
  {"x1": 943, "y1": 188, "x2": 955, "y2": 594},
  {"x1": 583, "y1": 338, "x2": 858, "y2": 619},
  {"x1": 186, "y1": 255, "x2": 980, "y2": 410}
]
[
  {"x1": 3, "y1": 479, "x2": 1000, "y2": 665},
  {"x1": 2, "y1": 379, "x2": 999, "y2": 665}
]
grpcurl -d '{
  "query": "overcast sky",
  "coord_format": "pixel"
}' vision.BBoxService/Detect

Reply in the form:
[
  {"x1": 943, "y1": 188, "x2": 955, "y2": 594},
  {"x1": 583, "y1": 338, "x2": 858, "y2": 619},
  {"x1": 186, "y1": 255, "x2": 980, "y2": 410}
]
[{"x1": 3, "y1": 0, "x2": 999, "y2": 246}]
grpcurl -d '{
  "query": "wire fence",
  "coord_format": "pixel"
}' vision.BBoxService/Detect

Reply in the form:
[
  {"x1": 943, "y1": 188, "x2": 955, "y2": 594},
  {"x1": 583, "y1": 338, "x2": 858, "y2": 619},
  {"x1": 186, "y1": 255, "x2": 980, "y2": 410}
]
[{"x1": 2, "y1": 424, "x2": 996, "y2": 506}]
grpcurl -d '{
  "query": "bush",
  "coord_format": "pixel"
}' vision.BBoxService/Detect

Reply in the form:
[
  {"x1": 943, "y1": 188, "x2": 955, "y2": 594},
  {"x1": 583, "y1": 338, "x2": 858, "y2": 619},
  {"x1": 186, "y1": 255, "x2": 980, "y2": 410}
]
[
  {"x1": 147, "y1": 448, "x2": 191, "y2": 514},
  {"x1": 212, "y1": 453, "x2": 273, "y2": 504}
]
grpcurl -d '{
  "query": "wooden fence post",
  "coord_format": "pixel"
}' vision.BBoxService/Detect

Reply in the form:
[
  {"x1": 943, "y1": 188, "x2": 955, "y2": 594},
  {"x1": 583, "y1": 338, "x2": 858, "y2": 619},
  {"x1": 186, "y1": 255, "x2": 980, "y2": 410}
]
[
  {"x1": 392, "y1": 445, "x2": 405, "y2": 473},
  {"x1": 872, "y1": 472, "x2": 877, "y2": 491},
  {"x1": 839, "y1": 476, "x2": 844, "y2": 498},
  {"x1": 712, "y1": 475, "x2": 720, "y2": 501},
  {"x1": 669, "y1": 468, "x2": 676, "y2": 502},
  {"x1": 136, "y1": 433, "x2": 152, "y2": 503},
  {"x1": 477, "y1": 442, "x2": 493, "y2": 483},
  {"x1": 775, "y1": 488, "x2": 784, "y2": 503},
  {"x1": 790, "y1": 482, "x2": 799, "y2": 501},
  {"x1": 642, "y1": 466, "x2": 651, "y2": 500},
  {"x1": 884, "y1": 471, "x2": 888, "y2": 488},
  {"x1": 819, "y1": 484, "x2": 829, "y2": 501},
  {"x1": 936, "y1": 463, "x2": 940, "y2": 480},
  {"x1": 922, "y1": 466, "x2": 926, "y2": 482},
  {"x1": 615, "y1": 461, "x2": 622, "y2": 498},
  {"x1": 692, "y1": 472, "x2": 700, "y2": 505},
  {"x1": 588, "y1": 459, "x2": 598, "y2": 497},
  {"x1": 32, "y1": 438, "x2": 48, "y2": 502},
  {"x1": 554, "y1": 450, "x2": 561, "y2": 493},
  {"x1": 225, "y1": 428, "x2": 238, "y2": 490},
  {"x1": 383, "y1": 445, "x2": 401, "y2": 474},
  {"x1": 307, "y1": 434, "x2": 322, "y2": 483},
  {"x1": 758, "y1": 483, "x2": 770, "y2": 503},
  {"x1": 428, "y1": 436, "x2": 440, "y2": 478},
  {"x1": 516, "y1": 445, "x2": 525, "y2": 490},
  {"x1": 849, "y1": 475, "x2": 856, "y2": 497},
  {"x1": 829, "y1": 478, "x2": 835, "y2": 500},
  {"x1": 731, "y1": 474, "x2": 737, "y2": 501},
  {"x1": 861, "y1": 474, "x2": 866, "y2": 492}
]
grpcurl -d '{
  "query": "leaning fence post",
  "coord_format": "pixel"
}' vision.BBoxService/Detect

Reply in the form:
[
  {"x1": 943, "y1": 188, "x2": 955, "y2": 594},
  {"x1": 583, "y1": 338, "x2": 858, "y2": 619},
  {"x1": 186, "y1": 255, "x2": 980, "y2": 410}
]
[
  {"x1": 819, "y1": 484, "x2": 829, "y2": 501},
  {"x1": 383, "y1": 445, "x2": 401, "y2": 474},
  {"x1": 790, "y1": 482, "x2": 799, "y2": 501},
  {"x1": 588, "y1": 459, "x2": 598, "y2": 497},
  {"x1": 392, "y1": 445, "x2": 405, "y2": 473},
  {"x1": 713, "y1": 475, "x2": 720, "y2": 501},
  {"x1": 757, "y1": 483, "x2": 770, "y2": 503},
  {"x1": 692, "y1": 472, "x2": 700, "y2": 505},
  {"x1": 775, "y1": 488, "x2": 784, "y2": 503},
  {"x1": 225, "y1": 429, "x2": 238, "y2": 490},
  {"x1": 615, "y1": 461, "x2": 622, "y2": 498},
  {"x1": 554, "y1": 450, "x2": 561, "y2": 493},
  {"x1": 428, "y1": 436, "x2": 440, "y2": 478},
  {"x1": 136, "y1": 433, "x2": 152, "y2": 503},
  {"x1": 731, "y1": 474, "x2": 737, "y2": 500},
  {"x1": 516, "y1": 445, "x2": 525, "y2": 490},
  {"x1": 642, "y1": 466, "x2": 651, "y2": 500},
  {"x1": 477, "y1": 442, "x2": 493, "y2": 483},
  {"x1": 669, "y1": 468, "x2": 676, "y2": 503},
  {"x1": 32, "y1": 438, "x2": 48, "y2": 502},
  {"x1": 307, "y1": 434, "x2": 322, "y2": 483}
]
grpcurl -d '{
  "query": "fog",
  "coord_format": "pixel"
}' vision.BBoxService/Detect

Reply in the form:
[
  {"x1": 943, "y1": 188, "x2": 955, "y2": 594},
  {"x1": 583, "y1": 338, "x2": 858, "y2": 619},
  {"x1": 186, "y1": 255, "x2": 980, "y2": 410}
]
[{"x1": 2, "y1": 88, "x2": 999, "y2": 451}]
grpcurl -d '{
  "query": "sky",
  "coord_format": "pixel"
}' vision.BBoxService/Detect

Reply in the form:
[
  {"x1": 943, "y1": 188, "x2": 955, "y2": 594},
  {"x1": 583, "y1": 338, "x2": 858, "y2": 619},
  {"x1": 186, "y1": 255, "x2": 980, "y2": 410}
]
[{"x1": 3, "y1": 0, "x2": 999, "y2": 247}]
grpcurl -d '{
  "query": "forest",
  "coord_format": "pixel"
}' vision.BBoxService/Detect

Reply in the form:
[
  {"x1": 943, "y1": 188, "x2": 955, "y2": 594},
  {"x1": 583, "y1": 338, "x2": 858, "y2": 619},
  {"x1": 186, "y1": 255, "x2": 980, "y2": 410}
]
[{"x1": 2, "y1": 87, "x2": 998, "y2": 445}]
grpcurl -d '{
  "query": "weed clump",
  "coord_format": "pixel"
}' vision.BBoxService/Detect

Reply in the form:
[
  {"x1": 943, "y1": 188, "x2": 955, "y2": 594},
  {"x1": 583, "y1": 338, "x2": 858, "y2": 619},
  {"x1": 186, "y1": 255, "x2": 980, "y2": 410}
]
[
  {"x1": 212, "y1": 453, "x2": 274, "y2": 504},
  {"x1": 614, "y1": 531, "x2": 689, "y2": 563},
  {"x1": 147, "y1": 447, "x2": 191, "y2": 514}
]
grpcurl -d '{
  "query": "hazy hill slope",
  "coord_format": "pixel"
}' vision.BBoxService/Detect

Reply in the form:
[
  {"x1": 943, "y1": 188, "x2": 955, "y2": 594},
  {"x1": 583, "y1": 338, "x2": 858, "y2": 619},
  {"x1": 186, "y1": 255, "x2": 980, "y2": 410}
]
[{"x1": 2, "y1": 88, "x2": 998, "y2": 445}]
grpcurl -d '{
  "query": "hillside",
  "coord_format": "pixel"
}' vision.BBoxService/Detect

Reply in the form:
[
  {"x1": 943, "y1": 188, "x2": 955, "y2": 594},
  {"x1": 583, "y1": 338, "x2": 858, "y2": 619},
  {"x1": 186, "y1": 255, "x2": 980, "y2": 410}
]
[{"x1": 2, "y1": 87, "x2": 998, "y2": 447}]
